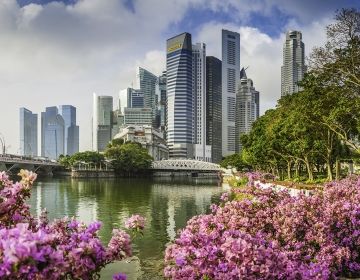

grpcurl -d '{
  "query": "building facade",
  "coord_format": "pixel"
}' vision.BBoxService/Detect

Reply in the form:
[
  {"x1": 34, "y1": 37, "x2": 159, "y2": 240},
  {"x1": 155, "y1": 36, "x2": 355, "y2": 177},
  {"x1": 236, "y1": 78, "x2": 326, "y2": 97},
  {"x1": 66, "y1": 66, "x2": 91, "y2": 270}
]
[
  {"x1": 192, "y1": 43, "x2": 211, "y2": 162},
  {"x1": 59, "y1": 105, "x2": 79, "y2": 155},
  {"x1": 158, "y1": 71, "x2": 167, "y2": 136},
  {"x1": 139, "y1": 67, "x2": 158, "y2": 126},
  {"x1": 41, "y1": 107, "x2": 65, "y2": 159},
  {"x1": 92, "y1": 93, "x2": 113, "y2": 152},
  {"x1": 114, "y1": 125, "x2": 168, "y2": 160},
  {"x1": 119, "y1": 88, "x2": 145, "y2": 113},
  {"x1": 19, "y1": 108, "x2": 38, "y2": 157},
  {"x1": 281, "y1": 30, "x2": 306, "y2": 96},
  {"x1": 206, "y1": 56, "x2": 222, "y2": 163},
  {"x1": 124, "y1": 108, "x2": 153, "y2": 126},
  {"x1": 221, "y1": 29, "x2": 240, "y2": 157},
  {"x1": 166, "y1": 32, "x2": 194, "y2": 158},
  {"x1": 235, "y1": 68, "x2": 260, "y2": 153}
]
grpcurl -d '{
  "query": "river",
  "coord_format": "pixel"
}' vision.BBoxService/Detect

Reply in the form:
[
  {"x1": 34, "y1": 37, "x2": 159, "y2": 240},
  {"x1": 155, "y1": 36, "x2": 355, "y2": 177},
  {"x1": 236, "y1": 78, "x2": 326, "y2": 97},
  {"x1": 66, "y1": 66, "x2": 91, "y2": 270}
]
[{"x1": 28, "y1": 176, "x2": 228, "y2": 279}]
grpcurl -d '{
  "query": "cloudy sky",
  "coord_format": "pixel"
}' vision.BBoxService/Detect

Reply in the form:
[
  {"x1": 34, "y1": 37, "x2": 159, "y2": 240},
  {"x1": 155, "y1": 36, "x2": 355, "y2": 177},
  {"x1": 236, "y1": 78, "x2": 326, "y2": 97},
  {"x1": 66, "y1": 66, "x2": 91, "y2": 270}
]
[{"x1": 0, "y1": 0, "x2": 358, "y2": 153}]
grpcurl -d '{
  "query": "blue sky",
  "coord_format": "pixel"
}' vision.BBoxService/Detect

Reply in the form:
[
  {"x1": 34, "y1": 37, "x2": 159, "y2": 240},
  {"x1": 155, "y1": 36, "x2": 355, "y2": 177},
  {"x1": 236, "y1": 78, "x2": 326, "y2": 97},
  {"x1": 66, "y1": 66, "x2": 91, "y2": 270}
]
[{"x1": 1, "y1": 0, "x2": 359, "y2": 152}]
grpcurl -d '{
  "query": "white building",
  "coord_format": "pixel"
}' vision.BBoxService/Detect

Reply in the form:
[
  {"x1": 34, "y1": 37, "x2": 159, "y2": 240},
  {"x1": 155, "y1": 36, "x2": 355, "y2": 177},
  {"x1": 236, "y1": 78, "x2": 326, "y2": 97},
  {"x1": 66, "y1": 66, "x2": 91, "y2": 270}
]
[
  {"x1": 114, "y1": 125, "x2": 168, "y2": 160},
  {"x1": 221, "y1": 29, "x2": 240, "y2": 157},
  {"x1": 235, "y1": 68, "x2": 260, "y2": 152},
  {"x1": 92, "y1": 93, "x2": 113, "y2": 152},
  {"x1": 281, "y1": 30, "x2": 306, "y2": 96},
  {"x1": 192, "y1": 43, "x2": 212, "y2": 162}
]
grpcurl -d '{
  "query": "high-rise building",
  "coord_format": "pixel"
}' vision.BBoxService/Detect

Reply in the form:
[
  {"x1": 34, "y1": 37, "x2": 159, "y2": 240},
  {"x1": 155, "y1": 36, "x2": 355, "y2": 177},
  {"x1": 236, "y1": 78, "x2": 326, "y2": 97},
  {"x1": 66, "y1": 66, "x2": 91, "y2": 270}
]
[
  {"x1": 119, "y1": 88, "x2": 145, "y2": 114},
  {"x1": 92, "y1": 93, "x2": 113, "y2": 152},
  {"x1": 166, "y1": 32, "x2": 194, "y2": 158},
  {"x1": 41, "y1": 107, "x2": 65, "y2": 159},
  {"x1": 19, "y1": 108, "x2": 38, "y2": 157},
  {"x1": 281, "y1": 30, "x2": 306, "y2": 96},
  {"x1": 193, "y1": 43, "x2": 211, "y2": 162},
  {"x1": 235, "y1": 68, "x2": 260, "y2": 152},
  {"x1": 124, "y1": 108, "x2": 153, "y2": 126},
  {"x1": 139, "y1": 67, "x2": 158, "y2": 126},
  {"x1": 206, "y1": 56, "x2": 222, "y2": 163},
  {"x1": 221, "y1": 29, "x2": 240, "y2": 157},
  {"x1": 158, "y1": 71, "x2": 167, "y2": 136},
  {"x1": 59, "y1": 105, "x2": 79, "y2": 155}
]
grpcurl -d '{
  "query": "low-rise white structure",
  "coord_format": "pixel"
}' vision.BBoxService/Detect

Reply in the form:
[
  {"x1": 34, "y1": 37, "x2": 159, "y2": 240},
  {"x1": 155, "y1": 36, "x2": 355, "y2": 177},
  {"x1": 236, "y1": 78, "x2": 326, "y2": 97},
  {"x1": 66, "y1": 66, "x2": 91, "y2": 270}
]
[{"x1": 114, "y1": 125, "x2": 168, "y2": 160}]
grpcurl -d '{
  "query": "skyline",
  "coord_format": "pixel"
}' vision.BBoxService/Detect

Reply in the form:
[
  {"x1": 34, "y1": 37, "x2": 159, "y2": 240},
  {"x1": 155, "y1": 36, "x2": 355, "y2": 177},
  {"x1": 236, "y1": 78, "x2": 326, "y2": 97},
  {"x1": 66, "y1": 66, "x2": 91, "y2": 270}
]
[{"x1": 0, "y1": 0, "x2": 358, "y2": 153}]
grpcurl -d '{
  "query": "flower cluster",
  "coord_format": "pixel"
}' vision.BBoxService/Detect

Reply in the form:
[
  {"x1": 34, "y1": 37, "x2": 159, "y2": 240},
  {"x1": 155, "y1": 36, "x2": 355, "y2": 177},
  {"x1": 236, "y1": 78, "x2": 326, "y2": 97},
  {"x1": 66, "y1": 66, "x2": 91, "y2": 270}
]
[
  {"x1": 164, "y1": 175, "x2": 360, "y2": 279},
  {"x1": 125, "y1": 214, "x2": 146, "y2": 231},
  {"x1": 0, "y1": 170, "x2": 144, "y2": 279}
]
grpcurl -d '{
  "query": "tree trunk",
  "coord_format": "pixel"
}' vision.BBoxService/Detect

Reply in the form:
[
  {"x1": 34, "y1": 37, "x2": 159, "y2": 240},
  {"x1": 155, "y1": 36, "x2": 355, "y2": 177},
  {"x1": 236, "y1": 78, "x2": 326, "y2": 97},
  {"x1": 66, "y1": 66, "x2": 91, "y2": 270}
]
[
  {"x1": 286, "y1": 161, "x2": 291, "y2": 179},
  {"x1": 295, "y1": 160, "x2": 300, "y2": 178},
  {"x1": 304, "y1": 158, "x2": 313, "y2": 181},
  {"x1": 326, "y1": 159, "x2": 333, "y2": 181},
  {"x1": 335, "y1": 159, "x2": 340, "y2": 180}
]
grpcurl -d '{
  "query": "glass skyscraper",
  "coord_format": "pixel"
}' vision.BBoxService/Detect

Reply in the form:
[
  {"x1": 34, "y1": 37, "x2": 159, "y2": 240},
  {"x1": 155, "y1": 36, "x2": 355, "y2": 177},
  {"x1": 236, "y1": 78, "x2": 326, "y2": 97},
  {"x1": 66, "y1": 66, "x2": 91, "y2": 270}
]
[
  {"x1": 166, "y1": 32, "x2": 194, "y2": 158},
  {"x1": 221, "y1": 29, "x2": 240, "y2": 157},
  {"x1": 206, "y1": 56, "x2": 222, "y2": 163},
  {"x1": 41, "y1": 107, "x2": 65, "y2": 159},
  {"x1": 19, "y1": 107, "x2": 38, "y2": 157},
  {"x1": 59, "y1": 105, "x2": 79, "y2": 155},
  {"x1": 281, "y1": 30, "x2": 306, "y2": 96},
  {"x1": 235, "y1": 68, "x2": 260, "y2": 153},
  {"x1": 92, "y1": 94, "x2": 113, "y2": 152},
  {"x1": 193, "y1": 43, "x2": 211, "y2": 162},
  {"x1": 158, "y1": 71, "x2": 167, "y2": 137}
]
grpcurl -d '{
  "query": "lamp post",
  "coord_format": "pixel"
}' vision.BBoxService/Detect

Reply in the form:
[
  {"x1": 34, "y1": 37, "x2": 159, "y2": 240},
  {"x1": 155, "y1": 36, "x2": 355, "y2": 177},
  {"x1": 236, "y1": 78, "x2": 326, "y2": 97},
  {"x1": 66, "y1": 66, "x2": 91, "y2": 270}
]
[{"x1": 0, "y1": 134, "x2": 6, "y2": 155}]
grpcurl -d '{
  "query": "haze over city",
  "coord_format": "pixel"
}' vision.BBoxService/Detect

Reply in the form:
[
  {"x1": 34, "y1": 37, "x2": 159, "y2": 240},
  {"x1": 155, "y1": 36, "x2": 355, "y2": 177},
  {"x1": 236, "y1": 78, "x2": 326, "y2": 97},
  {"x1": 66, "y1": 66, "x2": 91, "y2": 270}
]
[{"x1": 0, "y1": 0, "x2": 357, "y2": 153}]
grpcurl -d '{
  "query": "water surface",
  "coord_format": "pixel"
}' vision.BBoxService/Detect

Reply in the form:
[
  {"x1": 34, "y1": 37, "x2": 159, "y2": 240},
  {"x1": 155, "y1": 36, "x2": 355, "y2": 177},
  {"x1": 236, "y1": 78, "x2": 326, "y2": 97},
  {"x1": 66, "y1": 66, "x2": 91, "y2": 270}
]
[{"x1": 28, "y1": 177, "x2": 227, "y2": 279}]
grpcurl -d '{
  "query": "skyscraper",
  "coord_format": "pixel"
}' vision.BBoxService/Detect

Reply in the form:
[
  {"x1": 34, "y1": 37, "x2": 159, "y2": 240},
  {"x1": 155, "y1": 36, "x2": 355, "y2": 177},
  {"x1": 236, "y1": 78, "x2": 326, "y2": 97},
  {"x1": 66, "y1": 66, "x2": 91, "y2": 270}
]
[
  {"x1": 139, "y1": 67, "x2": 158, "y2": 126},
  {"x1": 206, "y1": 56, "x2": 222, "y2": 163},
  {"x1": 19, "y1": 108, "x2": 38, "y2": 157},
  {"x1": 41, "y1": 107, "x2": 65, "y2": 159},
  {"x1": 235, "y1": 68, "x2": 260, "y2": 153},
  {"x1": 158, "y1": 71, "x2": 167, "y2": 136},
  {"x1": 59, "y1": 105, "x2": 79, "y2": 155},
  {"x1": 119, "y1": 88, "x2": 145, "y2": 114},
  {"x1": 221, "y1": 29, "x2": 240, "y2": 157},
  {"x1": 281, "y1": 30, "x2": 306, "y2": 96},
  {"x1": 166, "y1": 32, "x2": 194, "y2": 158},
  {"x1": 193, "y1": 43, "x2": 211, "y2": 162},
  {"x1": 92, "y1": 94, "x2": 113, "y2": 152}
]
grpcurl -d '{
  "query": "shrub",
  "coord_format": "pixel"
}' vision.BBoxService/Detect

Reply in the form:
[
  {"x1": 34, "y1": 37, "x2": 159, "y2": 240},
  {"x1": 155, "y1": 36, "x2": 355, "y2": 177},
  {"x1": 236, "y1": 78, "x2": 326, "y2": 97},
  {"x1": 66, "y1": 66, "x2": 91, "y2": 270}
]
[{"x1": 164, "y1": 174, "x2": 360, "y2": 279}]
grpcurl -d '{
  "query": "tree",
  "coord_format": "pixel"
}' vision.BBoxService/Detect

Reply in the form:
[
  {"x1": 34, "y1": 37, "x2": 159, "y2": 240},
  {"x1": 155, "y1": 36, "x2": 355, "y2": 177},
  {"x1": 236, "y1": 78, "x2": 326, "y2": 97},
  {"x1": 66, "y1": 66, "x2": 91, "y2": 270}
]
[
  {"x1": 104, "y1": 142, "x2": 153, "y2": 175},
  {"x1": 220, "y1": 153, "x2": 250, "y2": 171}
]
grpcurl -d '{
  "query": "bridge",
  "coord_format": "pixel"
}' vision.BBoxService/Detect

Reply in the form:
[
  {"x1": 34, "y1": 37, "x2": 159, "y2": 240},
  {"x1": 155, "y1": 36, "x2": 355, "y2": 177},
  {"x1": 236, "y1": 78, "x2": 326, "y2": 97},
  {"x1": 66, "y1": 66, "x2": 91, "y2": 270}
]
[
  {"x1": 0, "y1": 154, "x2": 61, "y2": 176},
  {"x1": 152, "y1": 159, "x2": 222, "y2": 177}
]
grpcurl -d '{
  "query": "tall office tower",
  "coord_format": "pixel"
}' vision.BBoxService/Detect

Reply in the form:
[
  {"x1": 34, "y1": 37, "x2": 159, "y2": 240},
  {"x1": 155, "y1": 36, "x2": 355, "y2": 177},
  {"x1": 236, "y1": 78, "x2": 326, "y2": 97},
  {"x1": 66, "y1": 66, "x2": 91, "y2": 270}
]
[
  {"x1": 158, "y1": 71, "x2": 167, "y2": 136},
  {"x1": 206, "y1": 56, "x2": 222, "y2": 163},
  {"x1": 19, "y1": 108, "x2": 38, "y2": 156},
  {"x1": 281, "y1": 30, "x2": 306, "y2": 96},
  {"x1": 41, "y1": 107, "x2": 65, "y2": 159},
  {"x1": 235, "y1": 68, "x2": 260, "y2": 152},
  {"x1": 166, "y1": 32, "x2": 194, "y2": 158},
  {"x1": 119, "y1": 88, "x2": 144, "y2": 114},
  {"x1": 59, "y1": 105, "x2": 79, "y2": 155},
  {"x1": 221, "y1": 29, "x2": 240, "y2": 157},
  {"x1": 92, "y1": 93, "x2": 113, "y2": 152},
  {"x1": 192, "y1": 43, "x2": 211, "y2": 162},
  {"x1": 138, "y1": 67, "x2": 158, "y2": 126}
]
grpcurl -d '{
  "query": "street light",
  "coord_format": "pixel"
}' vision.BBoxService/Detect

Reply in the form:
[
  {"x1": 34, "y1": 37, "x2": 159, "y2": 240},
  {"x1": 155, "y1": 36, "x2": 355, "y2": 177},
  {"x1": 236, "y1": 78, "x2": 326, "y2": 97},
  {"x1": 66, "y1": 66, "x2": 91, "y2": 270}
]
[{"x1": 0, "y1": 133, "x2": 6, "y2": 155}]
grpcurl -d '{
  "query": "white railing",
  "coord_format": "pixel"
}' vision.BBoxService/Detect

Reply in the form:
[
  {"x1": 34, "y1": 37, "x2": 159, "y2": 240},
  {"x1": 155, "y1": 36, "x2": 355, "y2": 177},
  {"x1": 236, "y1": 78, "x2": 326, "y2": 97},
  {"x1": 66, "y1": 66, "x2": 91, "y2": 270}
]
[{"x1": 152, "y1": 159, "x2": 221, "y2": 171}]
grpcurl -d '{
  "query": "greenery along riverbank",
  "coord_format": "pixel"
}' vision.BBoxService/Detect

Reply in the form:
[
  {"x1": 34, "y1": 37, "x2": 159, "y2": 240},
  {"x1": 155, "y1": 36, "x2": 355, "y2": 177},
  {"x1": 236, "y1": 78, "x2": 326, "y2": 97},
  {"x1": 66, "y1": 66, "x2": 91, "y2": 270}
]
[
  {"x1": 221, "y1": 8, "x2": 360, "y2": 183},
  {"x1": 59, "y1": 139, "x2": 153, "y2": 176}
]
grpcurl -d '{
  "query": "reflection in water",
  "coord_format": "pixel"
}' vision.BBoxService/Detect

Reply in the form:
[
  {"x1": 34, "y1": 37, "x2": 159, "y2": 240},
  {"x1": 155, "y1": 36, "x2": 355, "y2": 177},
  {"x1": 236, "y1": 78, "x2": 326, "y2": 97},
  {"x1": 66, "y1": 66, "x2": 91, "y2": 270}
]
[{"x1": 28, "y1": 177, "x2": 226, "y2": 279}]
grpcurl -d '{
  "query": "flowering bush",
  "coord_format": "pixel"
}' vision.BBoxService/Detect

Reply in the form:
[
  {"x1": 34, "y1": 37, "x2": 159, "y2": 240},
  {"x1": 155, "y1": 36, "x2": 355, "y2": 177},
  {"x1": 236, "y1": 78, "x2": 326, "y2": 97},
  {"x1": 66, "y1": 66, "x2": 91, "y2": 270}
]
[
  {"x1": 0, "y1": 170, "x2": 144, "y2": 279},
  {"x1": 164, "y1": 174, "x2": 360, "y2": 279},
  {"x1": 125, "y1": 214, "x2": 146, "y2": 231}
]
